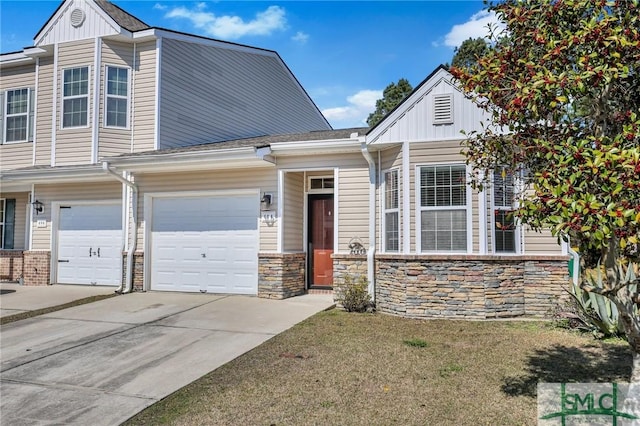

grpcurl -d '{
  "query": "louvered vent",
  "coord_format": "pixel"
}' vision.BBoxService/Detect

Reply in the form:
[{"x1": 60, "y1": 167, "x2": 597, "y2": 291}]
[
  {"x1": 70, "y1": 8, "x2": 86, "y2": 28},
  {"x1": 433, "y1": 93, "x2": 453, "y2": 124}
]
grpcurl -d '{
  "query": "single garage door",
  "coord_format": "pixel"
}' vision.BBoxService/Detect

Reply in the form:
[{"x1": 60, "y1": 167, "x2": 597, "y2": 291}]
[
  {"x1": 57, "y1": 203, "x2": 123, "y2": 286},
  {"x1": 150, "y1": 194, "x2": 258, "y2": 294}
]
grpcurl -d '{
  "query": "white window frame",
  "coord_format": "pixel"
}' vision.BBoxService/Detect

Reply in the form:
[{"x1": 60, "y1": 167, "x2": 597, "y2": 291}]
[
  {"x1": 3, "y1": 88, "x2": 31, "y2": 143},
  {"x1": 307, "y1": 176, "x2": 334, "y2": 194},
  {"x1": 61, "y1": 65, "x2": 90, "y2": 129},
  {"x1": 103, "y1": 65, "x2": 130, "y2": 129},
  {"x1": 0, "y1": 198, "x2": 5, "y2": 249},
  {"x1": 416, "y1": 163, "x2": 472, "y2": 253},
  {"x1": 490, "y1": 167, "x2": 521, "y2": 254},
  {"x1": 383, "y1": 168, "x2": 400, "y2": 253}
]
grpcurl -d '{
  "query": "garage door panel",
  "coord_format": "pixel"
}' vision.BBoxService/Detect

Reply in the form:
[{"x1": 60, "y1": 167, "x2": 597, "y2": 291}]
[{"x1": 151, "y1": 194, "x2": 258, "y2": 294}]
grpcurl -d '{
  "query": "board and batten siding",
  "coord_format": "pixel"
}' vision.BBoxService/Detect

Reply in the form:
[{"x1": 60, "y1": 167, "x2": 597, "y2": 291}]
[
  {"x1": 135, "y1": 168, "x2": 278, "y2": 252},
  {"x1": 31, "y1": 182, "x2": 123, "y2": 250},
  {"x1": 35, "y1": 56, "x2": 54, "y2": 166},
  {"x1": 131, "y1": 41, "x2": 156, "y2": 153},
  {"x1": 98, "y1": 40, "x2": 134, "y2": 159},
  {"x1": 0, "y1": 64, "x2": 36, "y2": 170},
  {"x1": 158, "y1": 38, "x2": 329, "y2": 149},
  {"x1": 55, "y1": 39, "x2": 95, "y2": 166},
  {"x1": 283, "y1": 172, "x2": 304, "y2": 252}
]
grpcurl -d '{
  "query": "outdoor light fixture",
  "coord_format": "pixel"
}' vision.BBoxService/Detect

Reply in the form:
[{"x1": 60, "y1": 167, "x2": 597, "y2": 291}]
[
  {"x1": 260, "y1": 193, "x2": 272, "y2": 211},
  {"x1": 32, "y1": 200, "x2": 44, "y2": 215}
]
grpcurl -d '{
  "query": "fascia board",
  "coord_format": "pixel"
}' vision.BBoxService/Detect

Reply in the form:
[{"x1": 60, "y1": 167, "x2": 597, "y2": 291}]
[
  {"x1": 269, "y1": 138, "x2": 364, "y2": 155},
  {"x1": 1, "y1": 165, "x2": 111, "y2": 184}
]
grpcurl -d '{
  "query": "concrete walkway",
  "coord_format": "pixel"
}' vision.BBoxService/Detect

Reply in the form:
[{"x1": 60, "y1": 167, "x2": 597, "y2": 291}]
[
  {"x1": 0, "y1": 292, "x2": 334, "y2": 425},
  {"x1": 0, "y1": 283, "x2": 115, "y2": 318}
]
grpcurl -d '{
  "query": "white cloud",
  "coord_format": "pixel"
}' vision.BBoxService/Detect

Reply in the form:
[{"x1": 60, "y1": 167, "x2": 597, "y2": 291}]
[
  {"x1": 322, "y1": 89, "x2": 381, "y2": 128},
  {"x1": 153, "y1": 3, "x2": 167, "y2": 11},
  {"x1": 441, "y1": 10, "x2": 505, "y2": 48},
  {"x1": 165, "y1": 4, "x2": 287, "y2": 39},
  {"x1": 292, "y1": 31, "x2": 309, "y2": 44}
]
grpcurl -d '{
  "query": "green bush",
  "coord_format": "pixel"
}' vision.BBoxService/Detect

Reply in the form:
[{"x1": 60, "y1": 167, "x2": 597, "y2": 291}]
[{"x1": 336, "y1": 274, "x2": 372, "y2": 313}]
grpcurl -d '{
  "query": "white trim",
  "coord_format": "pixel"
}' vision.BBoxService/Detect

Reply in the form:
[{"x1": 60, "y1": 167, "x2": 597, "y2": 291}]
[
  {"x1": 32, "y1": 58, "x2": 39, "y2": 165},
  {"x1": 277, "y1": 169, "x2": 284, "y2": 253},
  {"x1": 130, "y1": 43, "x2": 136, "y2": 153},
  {"x1": 92, "y1": 38, "x2": 101, "y2": 163},
  {"x1": 155, "y1": 29, "x2": 280, "y2": 57},
  {"x1": 24, "y1": 198, "x2": 31, "y2": 250},
  {"x1": 381, "y1": 168, "x2": 400, "y2": 253},
  {"x1": 415, "y1": 162, "x2": 471, "y2": 254},
  {"x1": 28, "y1": 185, "x2": 34, "y2": 250},
  {"x1": 122, "y1": 178, "x2": 129, "y2": 253},
  {"x1": 307, "y1": 175, "x2": 335, "y2": 194},
  {"x1": 142, "y1": 189, "x2": 260, "y2": 291},
  {"x1": 333, "y1": 167, "x2": 339, "y2": 252},
  {"x1": 103, "y1": 64, "x2": 132, "y2": 130},
  {"x1": 154, "y1": 37, "x2": 162, "y2": 150},
  {"x1": 0, "y1": 198, "x2": 5, "y2": 249},
  {"x1": 402, "y1": 141, "x2": 411, "y2": 254},
  {"x1": 303, "y1": 171, "x2": 308, "y2": 255},
  {"x1": 51, "y1": 43, "x2": 58, "y2": 167},
  {"x1": 50, "y1": 199, "x2": 121, "y2": 284},
  {"x1": 60, "y1": 64, "x2": 92, "y2": 130},
  {"x1": 477, "y1": 170, "x2": 487, "y2": 255}
]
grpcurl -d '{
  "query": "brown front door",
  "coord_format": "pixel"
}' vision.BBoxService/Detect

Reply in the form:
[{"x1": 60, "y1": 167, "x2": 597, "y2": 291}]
[{"x1": 308, "y1": 195, "x2": 334, "y2": 287}]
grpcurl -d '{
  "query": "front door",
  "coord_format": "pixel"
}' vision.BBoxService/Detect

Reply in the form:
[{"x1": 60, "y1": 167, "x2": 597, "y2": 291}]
[{"x1": 308, "y1": 195, "x2": 334, "y2": 287}]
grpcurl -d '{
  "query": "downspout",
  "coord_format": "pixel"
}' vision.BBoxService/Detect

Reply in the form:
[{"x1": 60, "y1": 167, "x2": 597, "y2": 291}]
[
  {"x1": 102, "y1": 161, "x2": 138, "y2": 294},
  {"x1": 361, "y1": 143, "x2": 376, "y2": 300}
]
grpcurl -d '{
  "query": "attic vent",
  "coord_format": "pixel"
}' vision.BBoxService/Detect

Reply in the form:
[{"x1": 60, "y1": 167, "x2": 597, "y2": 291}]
[
  {"x1": 433, "y1": 93, "x2": 454, "y2": 124},
  {"x1": 70, "y1": 8, "x2": 86, "y2": 28}
]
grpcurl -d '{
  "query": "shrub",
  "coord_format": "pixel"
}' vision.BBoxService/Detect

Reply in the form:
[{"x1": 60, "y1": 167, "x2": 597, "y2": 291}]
[{"x1": 336, "y1": 274, "x2": 372, "y2": 313}]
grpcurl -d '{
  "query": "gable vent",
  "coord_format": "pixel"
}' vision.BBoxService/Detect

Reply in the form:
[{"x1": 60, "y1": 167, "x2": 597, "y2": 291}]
[
  {"x1": 70, "y1": 8, "x2": 86, "y2": 28},
  {"x1": 433, "y1": 93, "x2": 454, "y2": 124}
]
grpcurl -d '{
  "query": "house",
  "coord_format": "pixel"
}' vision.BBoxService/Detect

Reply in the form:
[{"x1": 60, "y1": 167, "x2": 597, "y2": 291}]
[{"x1": 0, "y1": 0, "x2": 569, "y2": 319}]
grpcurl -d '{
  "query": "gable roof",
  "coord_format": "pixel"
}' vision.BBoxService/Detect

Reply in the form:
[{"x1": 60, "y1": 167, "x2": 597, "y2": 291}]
[{"x1": 94, "y1": 0, "x2": 149, "y2": 32}]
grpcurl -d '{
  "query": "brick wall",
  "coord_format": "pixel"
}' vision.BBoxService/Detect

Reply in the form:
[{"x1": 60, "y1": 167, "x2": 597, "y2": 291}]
[
  {"x1": 375, "y1": 255, "x2": 570, "y2": 319},
  {"x1": 258, "y1": 252, "x2": 306, "y2": 299},
  {"x1": 0, "y1": 250, "x2": 24, "y2": 282},
  {"x1": 22, "y1": 251, "x2": 51, "y2": 286}
]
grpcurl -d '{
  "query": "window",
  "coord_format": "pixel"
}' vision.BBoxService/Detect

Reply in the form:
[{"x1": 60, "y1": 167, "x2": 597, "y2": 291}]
[
  {"x1": 105, "y1": 66, "x2": 129, "y2": 128},
  {"x1": 419, "y1": 165, "x2": 467, "y2": 252},
  {"x1": 383, "y1": 169, "x2": 400, "y2": 252},
  {"x1": 309, "y1": 177, "x2": 334, "y2": 192},
  {"x1": 62, "y1": 66, "x2": 89, "y2": 128},
  {"x1": 493, "y1": 167, "x2": 517, "y2": 253},
  {"x1": 1, "y1": 88, "x2": 34, "y2": 144},
  {"x1": 0, "y1": 199, "x2": 15, "y2": 249}
]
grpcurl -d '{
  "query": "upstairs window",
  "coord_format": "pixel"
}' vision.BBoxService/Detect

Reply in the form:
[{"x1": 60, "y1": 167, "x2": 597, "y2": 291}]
[
  {"x1": 493, "y1": 167, "x2": 517, "y2": 253},
  {"x1": 419, "y1": 164, "x2": 468, "y2": 252},
  {"x1": 3, "y1": 88, "x2": 34, "y2": 143},
  {"x1": 383, "y1": 169, "x2": 400, "y2": 252},
  {"x1": 62, "y1": 66, "x2": 89, "y2": 128},
  {"x1": 105, "y1": 66, "x2": 129, "y2": 128}
]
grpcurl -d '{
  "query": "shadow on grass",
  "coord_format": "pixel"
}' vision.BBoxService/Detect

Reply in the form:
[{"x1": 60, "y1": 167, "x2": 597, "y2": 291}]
[{"x1": 502, "y1": 343, "x2": 633, "y2": 398}]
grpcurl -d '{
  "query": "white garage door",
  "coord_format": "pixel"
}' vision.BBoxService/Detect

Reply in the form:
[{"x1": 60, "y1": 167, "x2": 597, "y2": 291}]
[
  {"x1": 57, "y1": 204, "x2": 123, "y2": 286},
  {"x1": 150, "y1": 194, "x2": 258, "y2": 294}
]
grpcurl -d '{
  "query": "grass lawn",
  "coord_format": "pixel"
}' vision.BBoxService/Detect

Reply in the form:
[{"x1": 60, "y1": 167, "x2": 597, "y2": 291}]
[{"x1": 125, "y1": 309, "x2": 632, "y2": 426}]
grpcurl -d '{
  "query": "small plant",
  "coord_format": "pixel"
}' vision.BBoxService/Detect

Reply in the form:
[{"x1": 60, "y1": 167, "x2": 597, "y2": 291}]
[
  {"x1": 403, "y1": 338, "x2": 429, "y2": 348},
  {"x1": 439, "y1": 363, "x2": 464, "y2": 378},
  {"x1": 336, "y1": 274, "x2": 372, "y2": 313}
]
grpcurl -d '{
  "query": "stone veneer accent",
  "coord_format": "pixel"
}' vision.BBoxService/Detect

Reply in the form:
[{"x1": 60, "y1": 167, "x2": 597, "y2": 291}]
[
  {"x1": 332, "y1": 254, "x2": 367, "y2": 305},
  {"x1": 375, "y1": 254, "x2": 570, "y2": 319},
  {"x1": 0, "y1": 250, "x2": 24, "y2": 282},
  {"x1": 22, "y1": 251, "x2": 51, "y2": 286},
  {"x1": 258, "y1": 252, "x2": 306, "y2": 299},
  {"x1": 122, "y1": 253, "x2": 144, "y2": 291}
]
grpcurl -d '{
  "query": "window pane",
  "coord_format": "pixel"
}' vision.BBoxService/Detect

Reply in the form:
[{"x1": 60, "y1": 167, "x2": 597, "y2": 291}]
[
  {"x1": 421, "y1": 210, "x2": 467, "y2": 251},
  {"x1": 6, "y1": 89, "x2": 28, "y2": 114},
  {"x1": 494, "y1": 168, "x2": 515, "y2": 208},
  {"x1": 63, "y1": 98, "x2": 88, "y2": 127},
  {"x1": 6, "y1": 116, "x2": 27, "y2": 142},
  {"x1": 495, "y1": 210, "x2": 516, "y2": 252},
  {"x1": 420, "y1": 165, "x2": 466, "y2": 207},
  {"x1": 385, "y1": 170, "x2": 398, "y2": 209},
  {"x1": 385, "y1": 212, "x2": 399, "y2": 252},
  {"x1": 107, "y1": 67, "x2": 128, "y2": 96},
  {"x1": 106, "y1": 98, "x2": 127, "y2": 127}
]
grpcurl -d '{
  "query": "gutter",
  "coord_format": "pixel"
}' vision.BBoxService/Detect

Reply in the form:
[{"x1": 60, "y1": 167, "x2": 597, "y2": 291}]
[
  {"x1": 360, "y1": 142, "x2": 377, "y2": 300},
  {"x1": 102, "y1": 161, "x2": 138, "y2": 294}
]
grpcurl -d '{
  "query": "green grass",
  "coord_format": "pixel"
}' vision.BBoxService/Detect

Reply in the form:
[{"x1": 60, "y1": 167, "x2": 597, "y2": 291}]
[
  {"x1": 0, "y1": 294, "x2": 116, "y2": 325},
  {"x1": 124, "y1": 310, "x2": 632, "y2": 426}
]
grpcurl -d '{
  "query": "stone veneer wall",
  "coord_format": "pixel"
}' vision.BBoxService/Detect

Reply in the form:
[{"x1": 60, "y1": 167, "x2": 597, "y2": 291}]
[
  {"x1": 332, "y1": 254, "x2": 368, "y2": 304},
  {"x1": 258, "y1": 253, "x2": 306, "y2": 299},
  {"x1": 122, "y1": 253, "x2": 144, "y2": 291},
  {"x1": 0, "y1": 250, "x2": 24, "y2": 281},
  {"x1": 22, "y1": 251, "x2": 51, "y2": 286},
  {"x1": 375, "y1": 255, "x2": 570, "y2": 319}
]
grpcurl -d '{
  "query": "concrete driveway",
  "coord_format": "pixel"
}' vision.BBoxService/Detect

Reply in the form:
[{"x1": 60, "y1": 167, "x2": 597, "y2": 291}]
[{"x1": 0, "y1": 292, "x2": 334, "y2": 425}]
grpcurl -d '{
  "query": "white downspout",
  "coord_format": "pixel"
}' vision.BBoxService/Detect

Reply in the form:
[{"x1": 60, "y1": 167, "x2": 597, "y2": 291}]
[
  {"x1": 102, "y1": 161, "x2": 138, "y2": 293},
  {"x1": 361, "y1": 143, "x2": 376, "y2": 300}
]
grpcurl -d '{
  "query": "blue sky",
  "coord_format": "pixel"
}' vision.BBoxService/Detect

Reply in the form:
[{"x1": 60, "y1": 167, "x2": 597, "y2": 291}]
[{"x1": 0, "y1": 1, "x2": 500, "y2": 129}]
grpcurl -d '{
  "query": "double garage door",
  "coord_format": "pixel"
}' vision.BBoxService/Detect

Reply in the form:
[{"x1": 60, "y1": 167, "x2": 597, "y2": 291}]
[{"x1": 150, "y1": 194, "x2": 259, "y2": 295}]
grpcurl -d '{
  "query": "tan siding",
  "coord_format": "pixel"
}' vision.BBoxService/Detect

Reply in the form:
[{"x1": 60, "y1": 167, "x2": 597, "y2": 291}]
[
  {"x1": 131, "y1": 41, "x2": 156, "y2": 153},
  {"x1": 98, "y1": 40, "x2": 134, "y2": 159},
  {"x1": 283, "y1": 172, "x2": 304, "y2": 252},
  {"x1": 136, "y1": 168, "x2": 277, "y2": 251},
  {"x1": 0, "y1": 192, "x2": 29, "y2": 250},
  {"x1": 338, "y1": 167, "x2": 369, "y2": 252},
  {"x1": 35, "y1": 56, "x2": 54, "y2": 166},
  {"x1": 31, "y1": 182, "x2": 122, "y2": 250},
  {"x1": 55, "y1": 40, "x2": 95, "y2": 166},
  {"x1": 409, "y1": 140, "x2": 479, "y2": 253},
  {"x1": 524, "y1": 228, "x2": 562, "y2": 254},
  {"x1": 0, "y1": 64, "x2": 36, "y2": 170}
]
